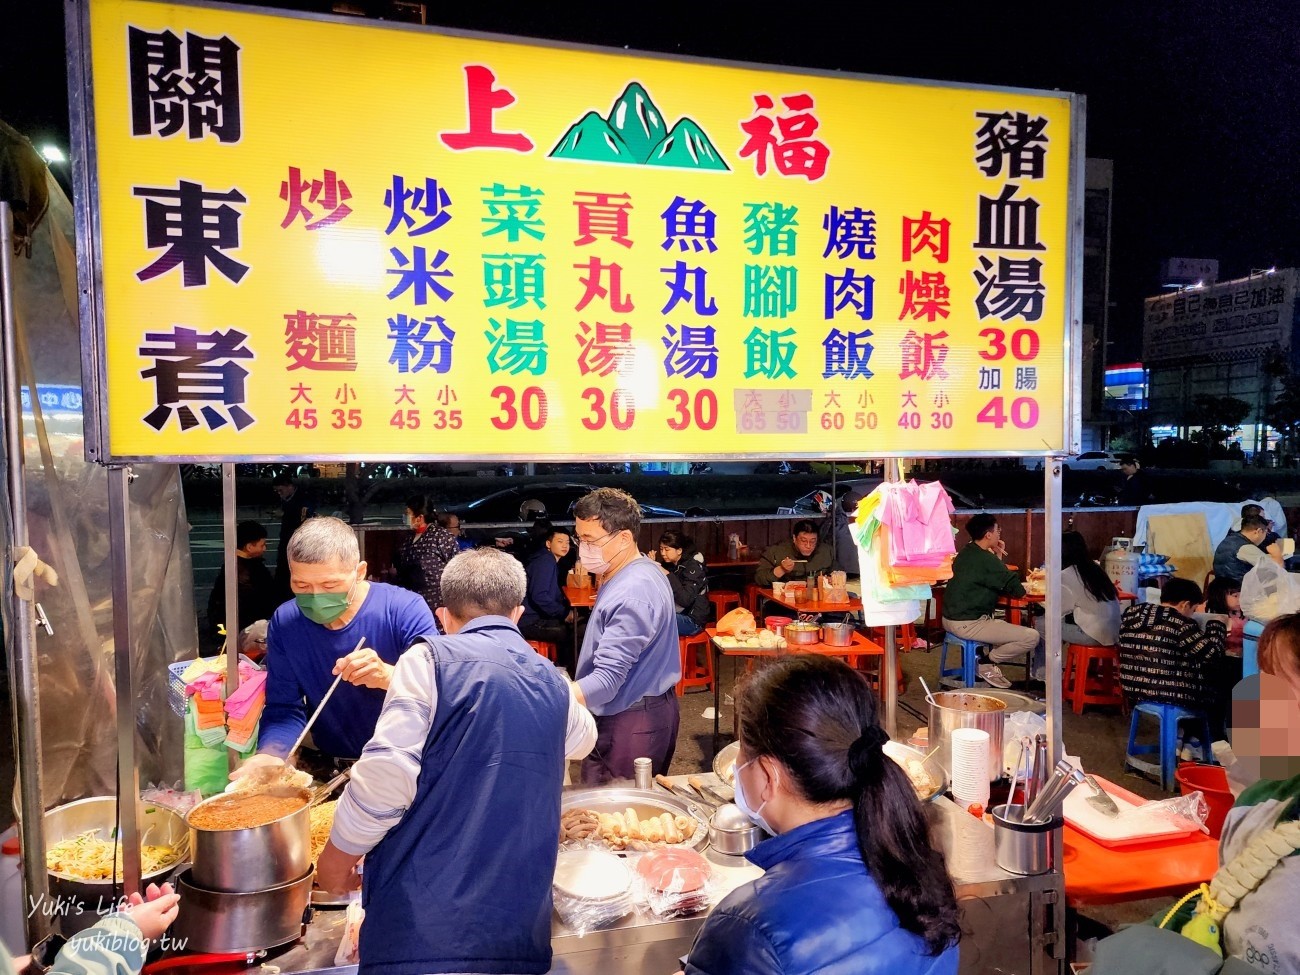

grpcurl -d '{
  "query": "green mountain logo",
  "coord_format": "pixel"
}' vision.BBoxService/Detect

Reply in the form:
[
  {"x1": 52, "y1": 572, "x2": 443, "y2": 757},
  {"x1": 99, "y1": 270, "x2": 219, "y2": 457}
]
[{"x1": 550, "y1": 83, "x2": 729, "y2": 172}]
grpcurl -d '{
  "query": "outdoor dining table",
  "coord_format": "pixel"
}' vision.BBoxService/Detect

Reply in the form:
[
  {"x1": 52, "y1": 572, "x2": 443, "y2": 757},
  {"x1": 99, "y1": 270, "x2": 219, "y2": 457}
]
[
  {"x1": 756, "y1": 586, "x2": 863, "y2": 616},
  {"x1": 706, "y1": 625, "x2": 883, "y2": 748}
]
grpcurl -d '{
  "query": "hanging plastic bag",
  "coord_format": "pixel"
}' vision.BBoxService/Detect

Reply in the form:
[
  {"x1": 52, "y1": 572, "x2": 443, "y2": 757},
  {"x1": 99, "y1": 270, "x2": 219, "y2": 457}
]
[
  {"x1": 1240, "y1": 558, "x2": 1300, "y2": 622},
  {"x1": 334, "y1": 899, "x2": 364, "y2": 966}
]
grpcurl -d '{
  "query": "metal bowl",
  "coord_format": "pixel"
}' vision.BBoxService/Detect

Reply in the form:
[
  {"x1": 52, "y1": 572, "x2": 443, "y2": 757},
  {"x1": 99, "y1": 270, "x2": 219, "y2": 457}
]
[
  {"x1": 882, "y1": 740, "x2": 948, "y2": 803},
  {"x1": 709, "y1": 803, "x2": 765, "y2": 855},
  {"x1": 43, "y1": 797, "x2": 187, "y2": 935},
  {"x1": 784, "y1": 622, "x2": 821, "y2": 645},
  {"x1": 820, "y1": 622, "x2": 855, "y2": 647},
  {"x1": 712, "y1": 741, "x2": 741, "y2": 784},
  {"x1": 561, "y1": 787, "x2": 710, "y2": 852}
]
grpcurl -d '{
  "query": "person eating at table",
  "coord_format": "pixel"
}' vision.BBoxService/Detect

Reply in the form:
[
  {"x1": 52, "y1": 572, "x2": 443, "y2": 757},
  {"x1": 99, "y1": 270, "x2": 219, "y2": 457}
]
[
  {"x1": 232, "y1": 516, "x2": 436, "y2": 781},
  {"x1": 756, "y1": 519, "x2": 835, "y2": 587},
  {"x1": 942, "y1": 512, "x2": 1042, "y2": 689},
  {"x1": 653, "y1": 529, "x2": 711, "y2": 636},
  {"x1": 571, "y1": 487, "x2": 681, "y2": 784}
]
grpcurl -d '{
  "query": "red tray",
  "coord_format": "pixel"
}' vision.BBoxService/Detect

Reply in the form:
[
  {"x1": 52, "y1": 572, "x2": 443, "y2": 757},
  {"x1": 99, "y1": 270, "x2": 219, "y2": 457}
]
[{"x1": 1062, "y1": 774, "x2": 1205, "y2": 848}]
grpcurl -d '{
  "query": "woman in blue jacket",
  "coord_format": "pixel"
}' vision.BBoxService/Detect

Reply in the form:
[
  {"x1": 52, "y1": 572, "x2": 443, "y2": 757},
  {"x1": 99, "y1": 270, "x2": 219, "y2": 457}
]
[{"x1": 685, "y1": 656, "x2": 961, "y2": 975}]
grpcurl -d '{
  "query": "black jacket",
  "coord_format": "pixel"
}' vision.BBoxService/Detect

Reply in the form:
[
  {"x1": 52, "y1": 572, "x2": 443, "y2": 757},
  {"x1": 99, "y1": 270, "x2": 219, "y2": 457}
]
[{"x1": 667, "y1": 555, "x2": 711, "y2": 626}]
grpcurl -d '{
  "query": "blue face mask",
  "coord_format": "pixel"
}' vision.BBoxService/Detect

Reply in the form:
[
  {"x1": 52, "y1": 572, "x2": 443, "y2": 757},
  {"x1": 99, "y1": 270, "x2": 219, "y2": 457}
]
[{"x1": 733, "y1": 758, "x2": 776, "y2": 835}]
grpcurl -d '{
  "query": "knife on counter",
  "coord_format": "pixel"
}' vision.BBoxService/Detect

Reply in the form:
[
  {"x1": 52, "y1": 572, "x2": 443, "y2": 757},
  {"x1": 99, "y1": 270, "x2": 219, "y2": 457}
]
[{"x1": 655, "y1": 774, "x2": 719, "y2": 811}]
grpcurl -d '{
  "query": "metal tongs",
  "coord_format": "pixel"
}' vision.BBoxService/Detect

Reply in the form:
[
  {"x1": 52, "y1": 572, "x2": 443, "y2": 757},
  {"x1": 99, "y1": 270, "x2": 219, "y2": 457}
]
[
  {"x1": 1021, "y1": 760, "x2": 1086, "y2": 824},
  {"x1": 311, "y1": 767, "x2": 352, "y2": 806}
]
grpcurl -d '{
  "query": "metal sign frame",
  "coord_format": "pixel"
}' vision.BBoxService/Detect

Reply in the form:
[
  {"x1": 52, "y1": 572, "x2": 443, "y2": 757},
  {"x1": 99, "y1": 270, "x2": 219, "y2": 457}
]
[{"x1": 67, "y1": 0, "x2": 1084, "y2": 465}]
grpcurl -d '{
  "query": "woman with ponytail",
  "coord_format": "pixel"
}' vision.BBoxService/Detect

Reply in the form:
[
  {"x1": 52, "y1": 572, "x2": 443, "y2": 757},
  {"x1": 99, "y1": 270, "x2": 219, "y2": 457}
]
[{"x1": 684, "y1": 655, "x2": 960, "y2": 975}]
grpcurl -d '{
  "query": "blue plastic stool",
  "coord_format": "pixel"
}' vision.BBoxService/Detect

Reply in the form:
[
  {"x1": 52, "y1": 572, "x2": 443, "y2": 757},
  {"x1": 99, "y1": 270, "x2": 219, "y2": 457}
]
[
  {"x1": 1243, "y1": 619, "x2": 1264, "y2": 678},
  {"x1": 940, "y1": 635, "x2": 985, "y2": 688},
  {"x1": 1124, "y1": 701, "x2": 1214, "y2": 791}
]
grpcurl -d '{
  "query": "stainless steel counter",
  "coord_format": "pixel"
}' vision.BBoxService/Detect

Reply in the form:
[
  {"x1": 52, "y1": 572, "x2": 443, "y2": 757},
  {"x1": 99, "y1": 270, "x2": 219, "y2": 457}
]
[{"x1": 179, "y1": 777, "x2": 1062, "y2": 975}]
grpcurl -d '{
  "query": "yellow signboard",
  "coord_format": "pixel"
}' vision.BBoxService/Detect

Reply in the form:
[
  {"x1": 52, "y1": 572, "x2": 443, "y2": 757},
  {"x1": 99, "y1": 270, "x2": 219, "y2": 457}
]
[{"x1": 72, "y1": 0, "x2": 1081, "y2": 462}]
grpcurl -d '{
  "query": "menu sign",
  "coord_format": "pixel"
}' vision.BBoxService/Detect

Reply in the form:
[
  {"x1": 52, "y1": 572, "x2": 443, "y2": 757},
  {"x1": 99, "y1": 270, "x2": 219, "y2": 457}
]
[{"x1": 73, "y1": 0, "x2": 1080, "y2": 461}]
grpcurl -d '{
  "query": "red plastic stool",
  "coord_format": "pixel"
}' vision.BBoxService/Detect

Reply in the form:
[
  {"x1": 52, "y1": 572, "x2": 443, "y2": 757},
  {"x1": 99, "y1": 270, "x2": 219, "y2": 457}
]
[
  {"x1": 1063, "y1": 643, "x2": 1123, "y2": 714},
  {"x1": 744, "y1": 583, "x2": 762, "y2": 615},
  {"x1": 525, "y1": 639, "x2": 556, "y2": 662},
  {"x1": 676, "y1": 631, "x2": 715, "y2": 695},
  {"x1": 708, "y1": 590, "x2": 741, "y2": 622}
]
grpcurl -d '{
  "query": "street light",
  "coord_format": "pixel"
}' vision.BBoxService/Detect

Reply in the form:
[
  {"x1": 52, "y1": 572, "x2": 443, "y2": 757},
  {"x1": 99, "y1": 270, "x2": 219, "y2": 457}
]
[{"x1": 39, "y1": 145, "x2": 66, "y2": 164}]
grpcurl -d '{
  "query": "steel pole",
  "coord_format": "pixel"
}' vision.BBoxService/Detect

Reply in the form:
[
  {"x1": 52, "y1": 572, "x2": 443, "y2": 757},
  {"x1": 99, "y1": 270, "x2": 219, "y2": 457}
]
[
  {"x1": 223, "y1": 463, "x2": 240, "y2": 772},
  {"x1": 882, "y1": 458, "x2": 899, "y2": 738},
  {"x1": 107, "y1": 465, "x2": 141, "y2": 896},
  {"x1": 1, "y1": 201, "x2": 51, "y2": 947}
]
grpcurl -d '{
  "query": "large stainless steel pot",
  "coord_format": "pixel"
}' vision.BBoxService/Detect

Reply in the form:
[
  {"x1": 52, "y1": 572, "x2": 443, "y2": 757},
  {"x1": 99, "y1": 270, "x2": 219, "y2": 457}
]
[
  {"x1": 819, "y1": 622, "x2": 855, "y2": 647},
  {"x1": 784, "y1": 622, "x2": 820, "y2": 645},
  {"x1": 172, "y1": 866, "x2": 314, "y2": 953},
  {"x1": 928, "y1": 691, "x2": 1006, "y2": 782},
  {"x1": 187, "y1": 786, "x2": 311, "y2": 893},
  {"x1": 42, "y1": 798, "x2": 186, "y2": 936}
]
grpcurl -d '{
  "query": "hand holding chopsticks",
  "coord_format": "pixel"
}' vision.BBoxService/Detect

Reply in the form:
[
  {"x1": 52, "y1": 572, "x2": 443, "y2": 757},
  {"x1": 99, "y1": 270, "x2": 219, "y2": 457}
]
[{"x1": 333, "y1": 638, "x2": 394, "y2": 690}]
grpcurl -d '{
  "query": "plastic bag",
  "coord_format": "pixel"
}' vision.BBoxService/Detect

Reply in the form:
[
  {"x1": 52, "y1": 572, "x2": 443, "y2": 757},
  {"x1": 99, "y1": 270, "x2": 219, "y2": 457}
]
[
  {"x1": 334, "y1": 900, "x2": 364, "y2": 966},
  {"x1": 1241, "y1": 558, "x2": 1300, "y2": 622},
  {"x1": 1002, "y1": 712, "x2": 1047, "y2": 777},
  {"x1": 631, "y1": 848, "x2": 715, "y2": 920},
  {"x1": 1115, "y1": 791, "x2": 1209, "y2": 833},
  {"x1": 552, "y1": 850, "x2": 634, "y2": 935}
]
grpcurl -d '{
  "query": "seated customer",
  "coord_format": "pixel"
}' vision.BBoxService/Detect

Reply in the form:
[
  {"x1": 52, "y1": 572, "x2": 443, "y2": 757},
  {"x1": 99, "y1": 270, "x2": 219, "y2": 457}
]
[
  {"x1": 520, "y1": 525, "x2": 575, "y2": 669},
  {"x1": 942, "y1": 513, "x2": 1040, "y2": 689},
  {"x1": 1118, "y1": 577, "x2": 1226, "y2": 722},
  {"x1": 655, "y1": 530, "x2": 710, "y2": 636},
  {"x1": 1050, "y1": 530, "x2": 1121, "y2": 647},
  {"x1": 683, "y1": 656, "x2": 960, "y2": 975},
  {"x1": 756, "y1": 519, "x2": 834, "y2": 586},
  {"x1": 1213, "y1": 513, "x2": 1281, "y2": 586}
]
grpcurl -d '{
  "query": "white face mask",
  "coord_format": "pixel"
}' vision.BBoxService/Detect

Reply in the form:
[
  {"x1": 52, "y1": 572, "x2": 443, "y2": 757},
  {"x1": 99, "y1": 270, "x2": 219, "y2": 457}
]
[
  {"x1": 732, "y1": 758, "x2": 775, "y2": 835},
  {"x1": 579, "y1": 533, "x2": 625, "y2": 575}
]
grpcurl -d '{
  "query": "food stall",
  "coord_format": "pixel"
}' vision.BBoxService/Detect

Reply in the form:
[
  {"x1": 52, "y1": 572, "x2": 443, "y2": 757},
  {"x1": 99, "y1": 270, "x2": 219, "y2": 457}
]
[{"x1": 29, "y1": 0, "x2": 1082, "y2": 970}]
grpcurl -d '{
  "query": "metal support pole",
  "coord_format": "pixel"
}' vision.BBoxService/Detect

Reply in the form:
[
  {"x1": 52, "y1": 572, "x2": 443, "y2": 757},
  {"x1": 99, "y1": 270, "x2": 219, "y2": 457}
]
[
  {"x1": 1, "y1": 201, "x2": 51, "y2": 946},
  {"x1": 107, "y1": 464, "x2": 142, "y2": 896},
  {"x1": 1043, "y1": 459, "x2": 1064, "y2": 763},
  {"x1": 223, "y1": 463, "x2": 240, "y2": 771},
  {"x1": 882, "y1": 458, "x2": 900, "y2": 739}
]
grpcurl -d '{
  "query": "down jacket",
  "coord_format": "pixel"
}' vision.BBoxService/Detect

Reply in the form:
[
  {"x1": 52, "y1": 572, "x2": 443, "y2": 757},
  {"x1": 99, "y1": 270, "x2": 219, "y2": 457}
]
[{"x1": 684, "y1": 810, "x2": 958, "y2": 975}]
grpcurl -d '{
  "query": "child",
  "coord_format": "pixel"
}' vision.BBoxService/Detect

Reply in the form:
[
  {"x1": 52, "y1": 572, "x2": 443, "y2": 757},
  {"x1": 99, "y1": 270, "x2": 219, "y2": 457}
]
[{"x1": 1118, "y1": 577, "x2": 1226, "y2": 735}]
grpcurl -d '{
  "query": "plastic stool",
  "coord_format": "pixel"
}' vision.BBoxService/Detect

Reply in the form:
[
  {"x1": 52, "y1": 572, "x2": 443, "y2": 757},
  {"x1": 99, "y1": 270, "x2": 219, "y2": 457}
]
[
  {"x1": 708, "y1": 590, "x2": 741, "y2": 622},
  {"x1": 744, "y1": 583, "x2": 762, "y2": 615},
  {"x1": 940, "y1": 635, "x2": 985, "y2": 688},
  {"x1": 1243, "y1": 619, "x2": 1264, "y2": 678},
  {"x1": 1125, "y1": 701, "x2": 1214, "y2": 791},
  {"x1": 1063, "y1": 643, "x2": 1123, "y2": 714},
  {"x1": 676, "y1": 631, "x2": 714, "y2": 695},
  {"x1": 525, "y1": 639, "x2": 556, "y2": 662}
]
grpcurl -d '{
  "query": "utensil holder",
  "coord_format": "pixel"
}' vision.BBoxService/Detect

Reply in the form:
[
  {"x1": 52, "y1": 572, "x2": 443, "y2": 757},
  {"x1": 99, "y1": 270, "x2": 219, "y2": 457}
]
[{"x1": 992, "y1": 804, "x2": 1058, "y2": 876}]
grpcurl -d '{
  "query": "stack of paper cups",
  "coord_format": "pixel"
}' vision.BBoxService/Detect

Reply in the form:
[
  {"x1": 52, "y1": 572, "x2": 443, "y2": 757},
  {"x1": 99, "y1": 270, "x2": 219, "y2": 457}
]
[{"x1": 950, "y1": 728, "x2": 992, "y2": 809}]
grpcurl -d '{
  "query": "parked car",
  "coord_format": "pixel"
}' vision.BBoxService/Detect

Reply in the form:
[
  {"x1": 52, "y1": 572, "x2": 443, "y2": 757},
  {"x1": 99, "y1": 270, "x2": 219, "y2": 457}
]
[
  {"x1": 1062, "y1": 451, "x2": 1124, "y2": 471},
  {"x1": 776, "y1": 479, "x2": 978, "y2": 516},
  {"x1": 446, "y1": 482, "x2": 684, "y2": 525}
]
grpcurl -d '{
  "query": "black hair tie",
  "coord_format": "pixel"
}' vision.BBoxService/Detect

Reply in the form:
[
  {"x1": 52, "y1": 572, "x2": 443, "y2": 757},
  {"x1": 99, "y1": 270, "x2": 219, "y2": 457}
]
[{"x1": 848, "y1": 725, "x2": 889, "y2": 781}]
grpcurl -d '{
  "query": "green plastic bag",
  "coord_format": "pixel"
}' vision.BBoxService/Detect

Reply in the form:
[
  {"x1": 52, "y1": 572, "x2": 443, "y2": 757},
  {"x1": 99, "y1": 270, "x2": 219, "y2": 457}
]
[{"x1": 183, "y1": 703, "x2": 231, "y2": 797}]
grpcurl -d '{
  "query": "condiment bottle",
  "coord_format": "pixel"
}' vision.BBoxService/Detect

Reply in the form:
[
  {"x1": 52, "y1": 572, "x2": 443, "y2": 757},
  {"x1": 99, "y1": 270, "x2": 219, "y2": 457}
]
[{"x1": 633, "y1": 757, "x2": 653, "y2": 790}]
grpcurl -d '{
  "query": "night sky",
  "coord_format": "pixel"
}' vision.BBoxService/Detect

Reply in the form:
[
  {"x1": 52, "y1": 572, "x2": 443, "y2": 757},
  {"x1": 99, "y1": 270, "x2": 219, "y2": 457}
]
[{"x1": 7, "y1": 1, "x2": 1299, "y2": 361}]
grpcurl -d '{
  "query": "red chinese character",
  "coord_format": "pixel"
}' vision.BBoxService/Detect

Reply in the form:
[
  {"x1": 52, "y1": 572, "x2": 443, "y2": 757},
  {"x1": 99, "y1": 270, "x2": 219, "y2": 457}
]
[
  {"x1": 898, "y1": 271, "x2": 952, "y2": 322},
  {"x1": 440, "y1": 66, "x2": 533, "y2": 152},
  {"x1": 393, "y1": 385, "x2": 416, "y2": 405},
  {"x1": 574, "y1": 257, "x2": 634, "y2": 312},
  {"x1": 574, "y1": 192, "x2": 633, "y2": 248},
  {"x1": 738, "y1": 93, "x2": 829, "y2": 181},
  {"x1": 902, "y1": 211, "x2": 951, "y2": 263},
  {"x1": 279, "y1": 167, "x2": 353, "y2": 230}
]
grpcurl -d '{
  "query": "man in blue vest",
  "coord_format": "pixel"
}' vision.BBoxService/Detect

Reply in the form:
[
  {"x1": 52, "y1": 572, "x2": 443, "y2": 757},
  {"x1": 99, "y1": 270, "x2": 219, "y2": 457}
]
[{"x1": 316, "y1": 547, "x2": 595, "y2": 975}]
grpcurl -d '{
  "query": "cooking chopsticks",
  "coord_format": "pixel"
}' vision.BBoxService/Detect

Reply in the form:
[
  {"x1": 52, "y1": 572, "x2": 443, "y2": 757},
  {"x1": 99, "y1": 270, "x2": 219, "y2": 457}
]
[{"x1": 287, "y1": 636, "x2": 365, "y2": 762}]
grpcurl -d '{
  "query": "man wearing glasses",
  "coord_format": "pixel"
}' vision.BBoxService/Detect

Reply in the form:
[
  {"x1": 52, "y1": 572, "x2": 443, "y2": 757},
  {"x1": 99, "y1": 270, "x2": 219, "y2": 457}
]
[{"x1": 570, "y1": 487, "x2": 680, "y2": 783}]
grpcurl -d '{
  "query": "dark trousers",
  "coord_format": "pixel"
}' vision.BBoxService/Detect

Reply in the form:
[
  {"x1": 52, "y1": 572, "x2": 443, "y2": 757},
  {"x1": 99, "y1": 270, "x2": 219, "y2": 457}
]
[
  {"x1": 580, "y1": 690, "x2": 680, "y2": 785},
  {"x1": 519, "y1": 617, "x2": 575, "y2": 672}
]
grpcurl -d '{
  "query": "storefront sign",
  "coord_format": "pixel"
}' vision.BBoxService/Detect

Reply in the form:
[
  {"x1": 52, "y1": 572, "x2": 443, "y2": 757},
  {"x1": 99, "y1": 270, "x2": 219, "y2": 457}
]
[
  {"x1": 72, "y1": 0, "x2": 1081, "y2": 461},
  {"x1": 1143, "y1": 269, "x2": 1298, "y2": 363}
]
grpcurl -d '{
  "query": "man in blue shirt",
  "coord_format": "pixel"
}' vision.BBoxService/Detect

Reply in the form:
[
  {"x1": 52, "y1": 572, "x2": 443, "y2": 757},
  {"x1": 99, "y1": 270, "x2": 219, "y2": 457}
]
[
  {"x1": 520, "y1": 526, "x2": 575, "y2": 671},
  {"x1": 233, "y1": 516, "x2": 436, "y2": 781},
  {"x1": 571, "y1": 488, "x2": 681, "y2": 784}
]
